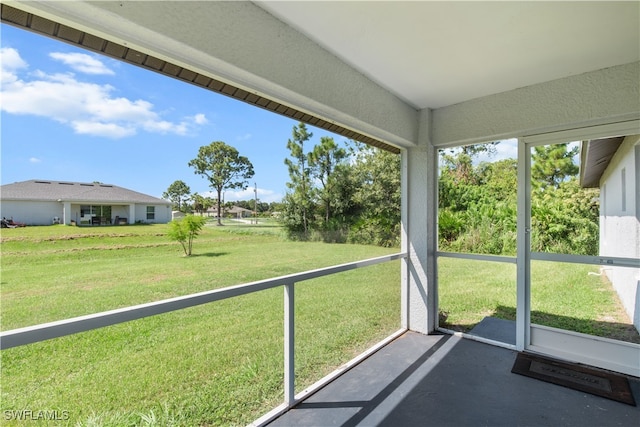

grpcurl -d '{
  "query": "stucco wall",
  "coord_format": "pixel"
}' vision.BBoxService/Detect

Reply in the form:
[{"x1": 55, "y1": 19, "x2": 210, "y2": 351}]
[
  {"x1": 133, "y1": 204, "x2": 171, "y2": 224},
  {"x1": 0, "y1": 201, "x2": 171, "y2": 226},
  {"x1": 0, "y1": 200, "x2": 62, "y2": 225},
  {"x1": 600, "y1": 135, "x2": 640, "y2": 331}
]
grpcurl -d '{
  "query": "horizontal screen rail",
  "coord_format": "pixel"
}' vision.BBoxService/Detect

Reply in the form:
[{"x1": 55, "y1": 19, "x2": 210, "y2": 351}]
[
  {"x1": 0, "y1": 252, "x2": 406, "y2": 350},
  {"x1": 437, "y1": 251, "x2": 517, "y2": 264},
  {"x1": 531, "y1": 252, "x2": 640, "y2": 268}
]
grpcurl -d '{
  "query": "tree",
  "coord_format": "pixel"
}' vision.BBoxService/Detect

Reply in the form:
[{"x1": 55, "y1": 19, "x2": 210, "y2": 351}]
[
  {"x1": 436, "y1": 140, "x2": 598, "y2": 256},
  {"x1": 191, "y1": 192, "x2": 215, "y2": 215},
  {"x1": 348, "y1": 143, "x2": 401, "y2": 247},
  {"x1": 531, "y1": 143, "x2": 579, "y2": 189},
  {"x1": 440, "y1": 142, "x2": 498, "y2": 184},
  {"x1": 308, "y1": 136, "x2": 348, "y2": 224},
  {"x1": 167, "y1": 215, "x2": 206, "y2": 256},
  {"x1": 283, "y1": 123, "x2": 314, "y2": 237},
  {"x1": 189, "y1": 141, "x2": 254, "y2": 226},
  {"x1": 163, "y1": 180, "x2": 191, "y2": 211},
  {"x1": 531, "y1": 178, "x2": 599, "y2": 255}
]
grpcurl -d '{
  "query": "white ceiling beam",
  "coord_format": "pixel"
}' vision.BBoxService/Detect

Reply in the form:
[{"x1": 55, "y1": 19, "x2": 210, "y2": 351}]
[{"x1": 432, "y1": 62, "x2": 640, "y2": 147}]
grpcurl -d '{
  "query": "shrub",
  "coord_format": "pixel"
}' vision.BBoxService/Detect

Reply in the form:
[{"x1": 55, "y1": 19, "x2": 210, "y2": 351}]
[{"x1": 167, "y1": 215, "x2": 206, "y2": 256}]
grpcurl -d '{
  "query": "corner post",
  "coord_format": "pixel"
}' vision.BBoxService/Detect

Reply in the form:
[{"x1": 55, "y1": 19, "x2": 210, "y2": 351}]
[{"x1": 401, "y1": 109, "x2": 437, "y2": 333}]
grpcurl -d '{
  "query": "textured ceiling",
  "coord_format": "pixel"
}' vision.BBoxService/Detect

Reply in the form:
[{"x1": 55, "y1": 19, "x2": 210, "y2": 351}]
[{"x1": 257, "y1": 1, "x2": 640, "y2": 109}]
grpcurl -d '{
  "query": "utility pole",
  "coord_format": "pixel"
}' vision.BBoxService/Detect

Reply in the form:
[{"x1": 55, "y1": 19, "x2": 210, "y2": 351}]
[{"x1": 253, "y1": 182, "x2": 258, "y2": 225}]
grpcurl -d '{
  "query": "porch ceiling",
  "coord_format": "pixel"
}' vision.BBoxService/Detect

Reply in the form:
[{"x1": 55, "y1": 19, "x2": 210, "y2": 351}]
[
  {"x1": 257, "y1": 1, "x2": 640, "y2": 109},
  {"x1": 2, "y1": 1, "x2": 638, "y2": 150}
]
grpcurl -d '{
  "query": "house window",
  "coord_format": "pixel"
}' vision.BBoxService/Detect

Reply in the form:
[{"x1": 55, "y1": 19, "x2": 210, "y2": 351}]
[
  {"x1": 146, "y1": 206, "x2": 155, "y2": 220},
  {"x1": 80, "y1": 205, "x2": 93, "y2": 217}
]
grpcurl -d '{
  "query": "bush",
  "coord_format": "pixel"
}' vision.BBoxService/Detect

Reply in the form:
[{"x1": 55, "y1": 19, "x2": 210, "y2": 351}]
[{"x1": 167, "y1": 215, "x2": 207, "y2": 256}]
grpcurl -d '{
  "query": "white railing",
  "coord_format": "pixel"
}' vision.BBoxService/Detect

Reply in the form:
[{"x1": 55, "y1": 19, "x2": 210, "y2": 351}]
[{"x1": 1, "y1": 252, "x2": 407, "y2": 421}]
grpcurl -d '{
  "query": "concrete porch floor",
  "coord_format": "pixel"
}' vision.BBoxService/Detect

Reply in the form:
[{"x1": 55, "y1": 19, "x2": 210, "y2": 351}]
[{"x1": 268, "y1": 331, "x2": 639, "y2": 427}]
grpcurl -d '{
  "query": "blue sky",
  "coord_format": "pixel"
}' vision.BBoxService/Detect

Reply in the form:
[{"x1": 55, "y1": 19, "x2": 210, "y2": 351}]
[{"x1": 1, "y1": 24, "x2": 349, "y2": 203}]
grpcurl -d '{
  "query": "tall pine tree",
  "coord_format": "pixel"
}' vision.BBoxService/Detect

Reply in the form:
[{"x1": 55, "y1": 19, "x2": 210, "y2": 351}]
[
  {"x1": 531, "y1": 143, "x2": 579, "y2": 189},
  {"x1": 308, "y1": 136, "x2": 348, "y2": 225},
  {"x1": 283, "y1": 123, "x2": 314, "y2": 237}
]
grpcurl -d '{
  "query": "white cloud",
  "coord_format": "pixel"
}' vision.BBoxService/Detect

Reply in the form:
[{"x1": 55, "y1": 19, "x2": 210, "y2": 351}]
[
  {"x1": 29, "y1": 157, "x2": 42, "y2": 163},
  {"x1": 86, "y1": 96, "x2": 157, "y2": 123},
  {"x1": 71, "y1": 121, "x2": 135, "y2": 138},
  {"x1": 0, "y1": 47, "x2": 28, "y2": 84},
  {"x1": 49, "y1": 52, "x2": 115, "y2": 75},
  {"x1": 236, "y1": 133, "x2": 252, "y2": 141},
  {"x1": 0, "y1": 47, "x2": 208, "y2": 139},
  {"x1": 193, "y1": 113, "x2": 208, "y2": 125}
]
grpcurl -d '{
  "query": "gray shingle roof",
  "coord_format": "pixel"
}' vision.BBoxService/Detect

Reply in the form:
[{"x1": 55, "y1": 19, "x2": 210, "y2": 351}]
[{"x1": 1, "y1": 180, "x2": 170, "y2": 205}]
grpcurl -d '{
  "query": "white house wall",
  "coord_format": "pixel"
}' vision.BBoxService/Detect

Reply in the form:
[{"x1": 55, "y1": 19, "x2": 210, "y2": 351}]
[
  {"x1": 132, "y1": 204, "x2": 172, "y2": 225},
  {"x1": 110, "y1": 206, "x2": 129, "y2": 224},
  {"x1": 0, "y1": 200, "x2": 62, "y2": 225},
  {"x1": 0, "y1": 201, "x2": 171, "y2": 226},
  {"x1": 600, "y1": 135, "x2": 640, "y2": 331}
]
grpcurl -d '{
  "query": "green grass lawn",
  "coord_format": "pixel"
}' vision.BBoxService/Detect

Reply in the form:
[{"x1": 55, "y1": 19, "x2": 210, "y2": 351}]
[
  {"x1": 438, "y1": 257, "x2": 639, "y2": 343},
  {"x1": 0, "y1": 223, "x2": 400, "y2": 426},
  {"x1": 2, "y1": 223, "x2": 637, "y2": 426}
]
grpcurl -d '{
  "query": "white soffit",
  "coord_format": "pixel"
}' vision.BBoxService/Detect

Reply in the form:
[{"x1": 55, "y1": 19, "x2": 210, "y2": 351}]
[{"x1": 256, "y1": 1, "x2": 640, "y2": 109}]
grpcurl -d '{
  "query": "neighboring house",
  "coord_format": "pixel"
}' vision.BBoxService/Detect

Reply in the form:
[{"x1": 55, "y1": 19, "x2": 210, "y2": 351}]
[
  {"x1": 0, "y1": 180, "x2": 172, "y2": 226},
  {"x1": 204, "y1": 206, "x2": 220, "y2": 218},
  {"x1": 201, "y1": 206, "x2": 253, "y2": 218},
  {"x1": 201, "y1": 205, "x2": 253, "y2": 219},
  {"x1": 227, "y1": 206, "x2": 253, "y2": 219},
  {"x1": 580, "y1": 135, "x2": 640, "y2": 332},
  {"x1": 172, "y1": 210, "x2": 186, "y2": 220}
]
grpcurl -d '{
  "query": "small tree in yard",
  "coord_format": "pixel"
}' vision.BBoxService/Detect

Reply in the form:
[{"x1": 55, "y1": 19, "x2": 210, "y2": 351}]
[
  {"x1": 168, "y1": 215, "x2": 206, "y2": 256},
  {"x1": 189, "y1": 141, "x2": 254, "y2": 226}
]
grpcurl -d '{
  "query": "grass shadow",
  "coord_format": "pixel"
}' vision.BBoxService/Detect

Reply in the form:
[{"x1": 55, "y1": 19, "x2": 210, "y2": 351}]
[
  {"x1": 443, "y1": 305, "x2": 640, "y2": 344},
  {"x1": 190, "y1": 252, "x2": 229, "y2": 258}
]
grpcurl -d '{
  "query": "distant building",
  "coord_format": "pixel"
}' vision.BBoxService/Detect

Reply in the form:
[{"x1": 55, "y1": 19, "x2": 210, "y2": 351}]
[
  {"x1": 227, "y1": 205, "x2": 253, "y2": 219},
  {"x1": 204, "y1": 206, "x2": 220, "y2": 218},
  {"x1": 172, "y1": 210, "x2": 186, "y2": 220},
  {"x1": 0, "y1": 180, "x2": 172, "y2": 225}
]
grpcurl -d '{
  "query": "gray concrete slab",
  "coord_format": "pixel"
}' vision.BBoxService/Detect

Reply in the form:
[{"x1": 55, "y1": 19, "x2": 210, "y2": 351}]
[
  {"x1": 269, "y1": 332, "x2": 639, "y2": 427},
  {"x1": 468, "y1": 316, "x2": 516, "y2": 345}
]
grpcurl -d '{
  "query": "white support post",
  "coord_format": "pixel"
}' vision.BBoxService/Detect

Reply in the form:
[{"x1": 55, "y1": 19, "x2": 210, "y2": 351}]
[
  {"x1": 401, "y1": 109, "x2": 434, "y2": 334},
  {"x1": 284, "y1": 283, "x2": 295, "y2": 406},
  {"x1": 62, "y1": 201, "x2": 71, "y2": 225},
  {"x1": 516, "y1": 139, "x2": 531, "y2": 351},
  {"x1": 425, "y1": 117, "x2": 439, "y2": 332}
]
